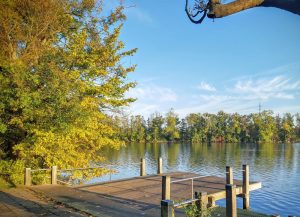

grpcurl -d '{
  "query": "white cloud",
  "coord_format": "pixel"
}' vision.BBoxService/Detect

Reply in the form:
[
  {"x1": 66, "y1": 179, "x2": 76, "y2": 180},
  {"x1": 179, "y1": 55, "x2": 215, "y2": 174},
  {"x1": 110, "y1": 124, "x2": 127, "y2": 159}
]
[
  {"x1": 176, "y1": 94, "x2": 257, "y2": 116},
  {"x1": 126, "y1": 73, "x2": 300, "y2": 118},
  {"x1": 228, "y1": 62, "x2": 300, "y2": 82},
  {"x1": 197, "y1": 82, "x2": 216, "y2": 92},
  {"x1": 128, "y1": 84, "x2": 177, "y2": 102},
  {"x1": 194, "y1": 94, "x2": 234, "y2": 102},
  {"x1": 125, "y1": 7, "x2": 153, "y2": 24},
  {"x1": 127, "y1": 103, "x2": 159, "y2": 117},
  {"x1": 232, "y1": 76, "x2": 300, "y2": 100},
  {"x1": 175, "y1": 75, "x2": 300, "y2": 117},
  {"x1": 126, "y1": 83, "x2": 177, "y2": 117}
]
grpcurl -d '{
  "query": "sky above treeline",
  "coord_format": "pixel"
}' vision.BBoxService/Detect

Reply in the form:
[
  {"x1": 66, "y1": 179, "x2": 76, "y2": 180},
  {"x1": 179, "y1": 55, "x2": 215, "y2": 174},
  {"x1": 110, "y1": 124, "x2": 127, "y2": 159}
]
[{"x1": 108, "y1": 0, "x2": 300, "y2": 118}]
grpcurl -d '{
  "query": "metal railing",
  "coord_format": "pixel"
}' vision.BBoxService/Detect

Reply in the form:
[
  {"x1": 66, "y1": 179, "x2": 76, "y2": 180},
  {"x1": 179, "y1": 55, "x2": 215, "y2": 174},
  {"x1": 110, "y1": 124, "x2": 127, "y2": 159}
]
[
  {"x1": 161, "y1": 164, "x2": 251, "y2": 217},
  {"x1": 170, "y1": 175, "x2": 206, "y2": 200}
]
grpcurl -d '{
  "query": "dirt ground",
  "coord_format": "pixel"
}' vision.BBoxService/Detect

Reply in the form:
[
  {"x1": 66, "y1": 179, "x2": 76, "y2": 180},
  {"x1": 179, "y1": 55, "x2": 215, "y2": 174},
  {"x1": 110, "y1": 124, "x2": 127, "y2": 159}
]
[{"x1": 0, "y1": 187, "x2": 89, "y2": 217}]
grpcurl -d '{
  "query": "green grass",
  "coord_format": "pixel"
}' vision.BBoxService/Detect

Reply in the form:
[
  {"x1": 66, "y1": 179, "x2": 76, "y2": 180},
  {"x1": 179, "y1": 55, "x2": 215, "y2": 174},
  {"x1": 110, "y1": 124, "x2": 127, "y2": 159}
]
[
  {"x1": 210, "y1": 207, "x2": 270, "y2": 217},
  {"x1": 0, "y1": 176, "x2": 13, "y2": 189}
]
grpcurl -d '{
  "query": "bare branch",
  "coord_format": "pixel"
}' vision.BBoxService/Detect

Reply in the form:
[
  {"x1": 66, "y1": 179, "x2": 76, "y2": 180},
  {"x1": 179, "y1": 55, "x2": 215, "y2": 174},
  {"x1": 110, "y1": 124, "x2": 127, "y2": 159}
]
[{"x1": 185, "y1": 0, "x2": 208, "y2": 24}]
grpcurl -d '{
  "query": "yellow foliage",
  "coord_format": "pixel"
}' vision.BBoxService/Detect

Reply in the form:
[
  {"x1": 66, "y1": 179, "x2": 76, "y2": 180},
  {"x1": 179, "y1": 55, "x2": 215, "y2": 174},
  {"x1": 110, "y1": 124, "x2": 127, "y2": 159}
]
[{"x1": 0, "y1": 0, "x2": 136, "y2": 184}]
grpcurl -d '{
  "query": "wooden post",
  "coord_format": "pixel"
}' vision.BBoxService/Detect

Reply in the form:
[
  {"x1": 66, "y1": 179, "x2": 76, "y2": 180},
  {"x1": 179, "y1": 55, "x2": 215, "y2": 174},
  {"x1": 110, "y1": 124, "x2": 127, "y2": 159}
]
[
  {"x1": 157, "y1": 157, "x2": 163, "y2": 174},
  {"x1": 195, "y1": 191, "x2": 208, "y2": 217},
  {"x1": 208, "y1": 196, "x2": 216, "y2": 208},
  {"x1": 51, "y1": 166, "x2": 57, "y2": 185},
  {"x1": 24, "y1": 168, "x2": 31, "y2": 186},
  {"x1": 162, "y1": 175, "x2": 171, "y2": 200},
  {"x1": 226, "y1": 166, "x2": 233, "y2": 184},
  {"x1": 226, "y1": 184, "x2": 237, "y2": 217},
  {"x1": 161, "y1": 200, "x2": 174, "y2": 217},
  {"x1": 242, "y1": 164, "x2": 250, "y2": 209},
  {"x1": 140, "y1": 158, "x2": 146, "y2": 176}
]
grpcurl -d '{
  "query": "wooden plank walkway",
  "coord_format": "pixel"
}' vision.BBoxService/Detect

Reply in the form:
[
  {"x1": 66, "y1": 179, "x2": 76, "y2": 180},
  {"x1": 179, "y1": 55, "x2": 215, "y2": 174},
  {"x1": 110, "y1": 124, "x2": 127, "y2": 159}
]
[{"x1": 28, "y1": 172, "x2": 262, "y2": 217}]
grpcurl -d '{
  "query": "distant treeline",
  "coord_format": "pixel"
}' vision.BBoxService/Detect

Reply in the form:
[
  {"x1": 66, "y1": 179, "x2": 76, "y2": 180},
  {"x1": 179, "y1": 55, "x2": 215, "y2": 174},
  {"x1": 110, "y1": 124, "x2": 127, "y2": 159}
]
[{"x1": 114, "y1": 110, "x2": 300, "y2": 144}]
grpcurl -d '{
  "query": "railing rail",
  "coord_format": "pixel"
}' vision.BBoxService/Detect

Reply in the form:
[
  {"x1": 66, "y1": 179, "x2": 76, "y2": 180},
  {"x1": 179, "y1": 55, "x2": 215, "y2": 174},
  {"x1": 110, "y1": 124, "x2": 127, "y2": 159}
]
[
  {"x1": 31, "y1": 168, "x2": 52, "y2": 172},
  {"x1": 24, "y1": 157, "x2": 163, "y2": 187},
  {"x1": 58, "y1": 164, "x2": 118, "y2": 172},
  {"x1": 173, "y1": 198, "x2": 198, "y2": 208},
  {"x1": 170, "y1": 175, "x2": 207, "y2": 200},
  {"x1": 171, "y1": 175, "x2": 206, "y2": 183}
]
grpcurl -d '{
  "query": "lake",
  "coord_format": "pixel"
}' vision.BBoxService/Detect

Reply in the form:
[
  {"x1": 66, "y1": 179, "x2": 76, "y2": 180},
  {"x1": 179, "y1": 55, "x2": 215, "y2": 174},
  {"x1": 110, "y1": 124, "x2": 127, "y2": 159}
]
[{"x1": 88, "y1": 142, "x2": 300, "y2": 216}]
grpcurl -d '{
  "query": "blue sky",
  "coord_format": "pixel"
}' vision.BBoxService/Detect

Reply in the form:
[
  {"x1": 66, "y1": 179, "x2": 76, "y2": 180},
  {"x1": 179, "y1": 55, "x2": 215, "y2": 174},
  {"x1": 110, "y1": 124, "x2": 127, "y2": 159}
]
[{"x1": 112, "y1": 1, "x2": 300, "y2": 117}]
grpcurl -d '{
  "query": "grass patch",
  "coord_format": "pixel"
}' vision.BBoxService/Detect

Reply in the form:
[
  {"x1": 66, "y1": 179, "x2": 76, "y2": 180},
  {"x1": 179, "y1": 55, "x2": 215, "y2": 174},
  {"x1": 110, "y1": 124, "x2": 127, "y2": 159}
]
[{"x1": 0, "y1": 176, "x2": 14, "y2": 189}]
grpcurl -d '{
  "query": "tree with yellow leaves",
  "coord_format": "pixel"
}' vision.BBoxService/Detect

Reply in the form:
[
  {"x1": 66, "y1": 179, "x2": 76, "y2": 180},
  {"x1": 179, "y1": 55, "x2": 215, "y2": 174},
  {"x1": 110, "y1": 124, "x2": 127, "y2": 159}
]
[{"x1": 0, "y1": 0, "x2": 136, "y2": 184}]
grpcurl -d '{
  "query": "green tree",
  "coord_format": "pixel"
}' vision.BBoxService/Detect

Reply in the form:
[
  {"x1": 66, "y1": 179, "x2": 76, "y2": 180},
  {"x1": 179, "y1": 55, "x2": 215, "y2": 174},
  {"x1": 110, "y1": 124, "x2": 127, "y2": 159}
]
[
  {"x1": 203, "y1": 113, "x2": 217, "y2": 143},
  {"x1": 295, "y1": 113, "x2": 300, "y2": 140},
  {"x1": 164, "y1": 109, "x2": 180, "y2": 141},
  {"x1": 279, "y1": 113, "x2": 294, "y2": 142},
  {"x1": 239, "y1": 115, "x2": 253, "y2": 143},
  {"x1": 0, "y1": 0, "x2": 136, "y2": 183},
  {"x1": 226, "y1": 113, "x2": 242, "y2": 143},
  {"x1": 215, "y1": 111, "x2": 228, "y2": 142},
  {"x1": 179, "y1": 118, "x2": 188, "y2": 141},
  {"x1": 253, "y1": 111, "x2": 277, "y2": 143},
  {"x1": 129, "y1": 115, "x2": 146, "y2": 142},
  {"x1": 147, "y1": 113, "x2": 164, "y2": 143},
  {"x1": 186, "y1": 113, "x2": 201, "y2": 143}
]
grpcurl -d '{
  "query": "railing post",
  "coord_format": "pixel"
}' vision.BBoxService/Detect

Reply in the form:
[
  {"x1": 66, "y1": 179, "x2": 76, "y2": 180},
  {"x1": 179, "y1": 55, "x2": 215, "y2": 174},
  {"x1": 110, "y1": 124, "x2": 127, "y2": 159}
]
[
  {"x1": 51, "y1": 166, "x2": 57, "y2": 185},
  {"x1": 226, "y1": 166, "x2": 233, "y2": 184},
  {"x1": 162, "y1": 175, "x2": 171, "y2": 200},
  {"x1": 208, "y1": 196, "x2": 216, "y2": 208},
  {"x1": 24, "y1": 168, "x2": 31, "y2": 186},
  {"x1": 242, "y1": 164, "x2": 250, "y2": 209},
  {"x1": 157, "y1": 157, "x2": 163, "y2": 174},
  {"x1": 161, "y1": 200, "x2": 174, "y2": 217},
  {"x1": 226, "y1": 184, "x2": 237, "y2": 217},
  {"x1": 195, "y1": 191, "x2": 208, "y2": 217},
  {"x1": 140, "y1": 158, "x2": 146, "y2": 176}
]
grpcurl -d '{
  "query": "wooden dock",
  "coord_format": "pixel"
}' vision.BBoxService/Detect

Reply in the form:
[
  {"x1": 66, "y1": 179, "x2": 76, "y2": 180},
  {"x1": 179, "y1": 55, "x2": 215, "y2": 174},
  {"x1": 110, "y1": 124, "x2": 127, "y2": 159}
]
[{"x1": 29, "y1": 171, "x2": 262, "y2": 217}]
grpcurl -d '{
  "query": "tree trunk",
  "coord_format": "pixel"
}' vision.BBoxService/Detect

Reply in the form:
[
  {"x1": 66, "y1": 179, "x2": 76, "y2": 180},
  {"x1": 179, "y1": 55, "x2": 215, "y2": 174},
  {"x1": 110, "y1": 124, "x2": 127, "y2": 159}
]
[{"x1": 208, "y1": 0, "x2": 300, "y2": 18}]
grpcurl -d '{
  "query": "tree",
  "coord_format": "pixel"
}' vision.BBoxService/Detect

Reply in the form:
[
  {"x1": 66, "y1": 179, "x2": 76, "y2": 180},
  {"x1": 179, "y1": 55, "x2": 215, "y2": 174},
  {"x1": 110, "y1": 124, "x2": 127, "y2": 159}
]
[
  {"x1": 185, "y1": 0, "x2": 300, "y2": 24},
  {"x1": 129, "y1": 115, "x2": 146, "y2": 142},
  {"x1": 279, "y1": 113, "x2": 294, "y2": 142},
  {"x1": 0, "y1": 0, "x2": 136, "y2": 183},
  {"x1": 252, "y1": 111, "x2": 277, "y2": 143},
  {"x1": 146, "y1": 113, "x2": 164, "y2": 143},
  {"x1": 239, "y1": 115, "x2": 253, "y2": 143},
  {"x1": 164, "y1": 109, "x2": 180, "y2": 141},
  {"x1": 179, "y1": 118, "x2": 188, "y2": 141},
  {"x1": 119, "y1": 110, "x2": 299, "y2": 145},
  {"x1": 215, "y1": 111, "x2": 228, "y2": 142},
  {"x1": 186, "y1": 113, "x2": 198, "y2": 142},
  {"x1": 295, "y1": 113, "x2": 300, "y2": 140},
  {"x1": 226, "y1": 113, "x2": 242, "y2": 143}
]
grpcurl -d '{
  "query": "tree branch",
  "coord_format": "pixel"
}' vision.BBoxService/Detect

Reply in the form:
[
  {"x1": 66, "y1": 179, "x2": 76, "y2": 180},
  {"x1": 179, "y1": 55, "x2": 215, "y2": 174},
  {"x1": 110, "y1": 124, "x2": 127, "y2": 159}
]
[
  {"x1": 208, "y1": 0, "x2": 300, "y2": 19},
  {"x1": 208, "y1": 0, "x2": 264, "y2": 18}
]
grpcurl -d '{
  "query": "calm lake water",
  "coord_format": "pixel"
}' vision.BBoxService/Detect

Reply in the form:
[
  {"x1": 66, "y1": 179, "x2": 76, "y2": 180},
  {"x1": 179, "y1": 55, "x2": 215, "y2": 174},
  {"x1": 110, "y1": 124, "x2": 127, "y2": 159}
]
[{"x1": 88, "y1": 143, "x2": 300, "y2": 216}]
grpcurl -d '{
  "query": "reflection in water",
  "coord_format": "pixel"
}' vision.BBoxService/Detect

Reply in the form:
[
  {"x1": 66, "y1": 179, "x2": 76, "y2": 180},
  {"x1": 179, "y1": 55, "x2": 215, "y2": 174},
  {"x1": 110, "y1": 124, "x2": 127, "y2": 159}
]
[{"x1": 88, "y1": 143, "x2": 300, "y2": 216}]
